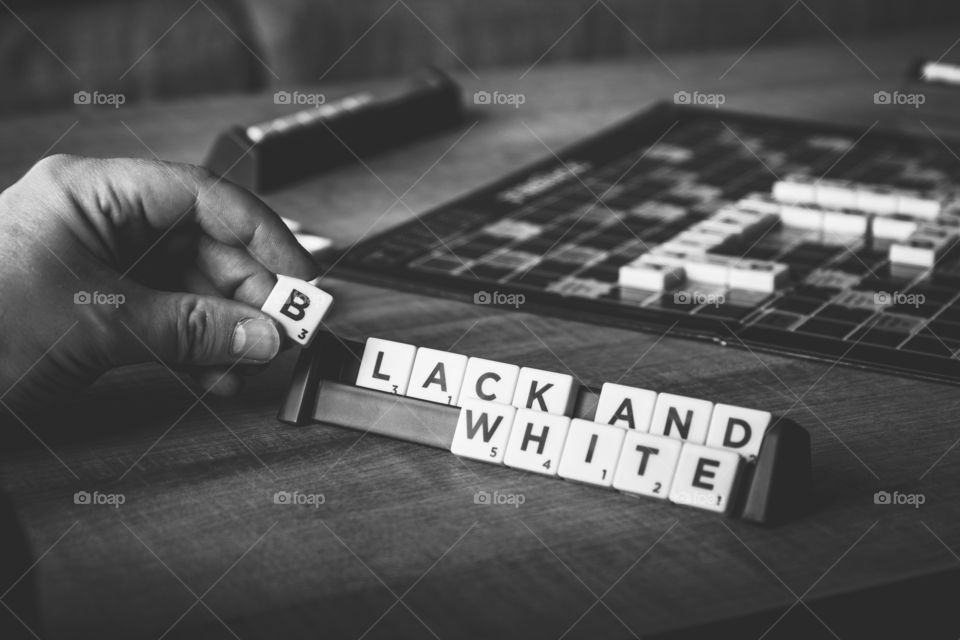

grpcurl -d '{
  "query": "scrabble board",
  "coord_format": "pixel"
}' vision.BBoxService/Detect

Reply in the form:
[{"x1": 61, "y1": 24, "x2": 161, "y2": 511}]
[
  {"x1": 333, "y1": 103, "x2": 960, "y2": 384},
  {"x1": 280, "y1": 333, "x2": 811, "y2": 525}
]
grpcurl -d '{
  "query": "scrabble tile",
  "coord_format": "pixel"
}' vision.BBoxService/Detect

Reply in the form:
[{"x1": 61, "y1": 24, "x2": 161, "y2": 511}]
[
  {"x1": 683, "y1": 255, "x2": 734, "y2": 286},
  {"x1": 821, "y1": 209, "x2": 868, "y2": 237},
  {"x1": 669, "y1": 443, "x2": 742, "y2": 514},
  {"x1": 260, "y1": 275, "x2": 333, "y2": 347},
  {"x1": 889, "y1": 225, "x2": 958, "y2": 268},
  {"x1": 557, "y1": 419, "x2": 626, "y2": 487},
  {"x1": 736, "y1": 193, "x2": 783, "y2": 216},
  {"x1": 729, "y1": 259, "x2": 790, "y2": 292},
  {"x1": 889, "y1": 237, "x2": 938, "y2": 268},
  {"x1": 503, "y1": 409, "x2": 571, "y2": 476},
  {"x1": 512, "y1": 367, "x2": 577, "y2": 416},
  {"x1": 873, "y1": 214, "x2": 919, "y2": 241},
  {"x1": 675, "y1": 229, "x2": 729, "y2": 250},
  {"x1": 814, "y1": 179, "x2": 858, "y2": 210},
  {"x1": 854, "y1": 185, "x2": 899, "y2": 216},
  {"x1": 896, "y1": 190, "x2": 941, "y2": 219},
  {"x1": 594, "y1": 382, "x2": 657, "y2": 431},
  {"x1": 657, "y1": 238, "x2": 709, "y2": 256},
  {"x1": 648, "y1": 248, "x2": 697, "y2": 268},
  {"x1": 612, "y1": 431, "x2": 684, "y2": 499},
  {"x1": 693, "y1": 219, "x2": 744, "y2": 241},
  {"x1": 405, "y1": 347, "x2": 469, "y2": 405},
  {"x1": 355, "y1": 337, "x2": 417, "y2": 395},
  {"x1": 705, "y1": 403, "x2": 773, "y2": 460},
  {"x1": 459, "y1": 357, "x2": 521, "y2": 405},
  {"x1": 772, "y1": 174, "x2": 817, "y2": 204},
  {"x1": 778, "y1": 203, "x2": 824, "y2": 230},
  {"x1": 619, "y1": 258, "x2": 685, "y2": 291},
  {"x1": 649, "y1": 393, "x2": 714, "y2": 444},
  {"x1": 449, "y1": 398, "x2": 517, "y2": 464}
]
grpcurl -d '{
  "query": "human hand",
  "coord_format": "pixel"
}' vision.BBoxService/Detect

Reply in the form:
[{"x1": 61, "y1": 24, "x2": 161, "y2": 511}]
[{"x1": 0, "y1": 155, "x2": 318, "y2": 417}]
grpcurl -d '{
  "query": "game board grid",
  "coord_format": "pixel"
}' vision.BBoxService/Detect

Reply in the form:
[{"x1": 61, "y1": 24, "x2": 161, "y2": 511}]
[{"x1": 348, "y1": 113, "x2": 960, "y2": 368}]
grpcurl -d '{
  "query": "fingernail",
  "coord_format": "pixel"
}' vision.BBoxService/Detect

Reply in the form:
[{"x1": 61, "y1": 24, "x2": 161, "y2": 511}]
[{"x1": 232, "y1": 318, "x2": 280, "y2": 362}]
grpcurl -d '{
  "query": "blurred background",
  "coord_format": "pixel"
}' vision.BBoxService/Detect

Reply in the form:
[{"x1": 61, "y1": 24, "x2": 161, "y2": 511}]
[{"x1": 3, "y1": 0, "x2": 960, "y2": 116}]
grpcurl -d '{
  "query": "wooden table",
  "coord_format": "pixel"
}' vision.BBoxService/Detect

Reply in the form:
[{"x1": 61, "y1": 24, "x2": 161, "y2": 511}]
[{"x1": 2, "y1": 29, "x2": 960, "y2": 640}]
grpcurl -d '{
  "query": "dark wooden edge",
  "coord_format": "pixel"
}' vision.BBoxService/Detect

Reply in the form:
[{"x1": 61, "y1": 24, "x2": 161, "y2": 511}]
[
  {"x1": 277, "y1": 332, "x2": 812, "y2": 525},
  {"x1": 277, "y1": 333, "x2": 363, "y2": 425},
  {"x1": 738, "y1": 416, "x2": 812, "y2": 525},
  {"x1": 311, "y1": 380, "x2": 457, "y2": 449},
  {"x1": 203, "y1": 67, "x2": 464, "y2": 193}
]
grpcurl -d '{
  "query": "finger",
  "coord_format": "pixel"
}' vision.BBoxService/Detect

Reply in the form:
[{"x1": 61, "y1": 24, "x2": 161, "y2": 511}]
[
  {"x1": 57, "y1": 156, "x2": 318, "y2": 280},
  {"x1": 179, "y1": 266, "x2": 223, "y2": 298},
  {"x1": 117, "y1": 287, "x2": 282, "y2": 368},
  {"x1": 193, "y1": 234, "x2": 277, "y2": 307}
]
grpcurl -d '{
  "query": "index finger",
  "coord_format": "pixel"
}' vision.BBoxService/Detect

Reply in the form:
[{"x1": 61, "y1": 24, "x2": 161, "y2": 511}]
[{"x1": 76, "y1": 157, "x2": 319, "y2": 281}]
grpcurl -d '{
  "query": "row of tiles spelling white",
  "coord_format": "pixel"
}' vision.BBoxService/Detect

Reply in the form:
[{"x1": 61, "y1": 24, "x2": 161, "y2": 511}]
[
  {"x1": 450, "y1": 398, "x2": 743, "y2": 514},
  {"x1": 356, "y1": 337, "x2": 773, "y2": 460}
]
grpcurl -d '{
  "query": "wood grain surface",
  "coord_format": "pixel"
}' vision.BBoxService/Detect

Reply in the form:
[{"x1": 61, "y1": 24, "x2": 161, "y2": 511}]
[{"x1": 2, "y1": 30, "x2": 960, "y2": 639}]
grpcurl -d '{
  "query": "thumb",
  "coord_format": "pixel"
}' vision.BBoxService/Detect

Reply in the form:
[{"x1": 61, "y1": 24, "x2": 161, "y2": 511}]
[{"x1": 120, "y1": 290, "x2": 281, "y2": 368}]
